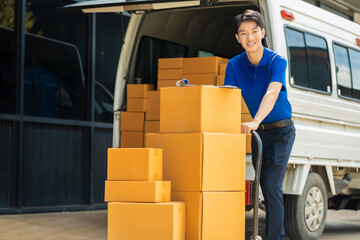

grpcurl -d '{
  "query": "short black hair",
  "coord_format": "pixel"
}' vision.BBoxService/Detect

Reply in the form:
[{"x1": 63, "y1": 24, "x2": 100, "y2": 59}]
[{"x1": 233, "y1": 9, "x2": 265, "y2": 34}]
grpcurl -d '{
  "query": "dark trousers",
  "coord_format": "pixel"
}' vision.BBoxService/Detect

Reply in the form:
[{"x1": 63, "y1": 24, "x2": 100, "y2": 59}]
[{"x1": 251, "y1": 125, "x2": 296, "y2": 240}]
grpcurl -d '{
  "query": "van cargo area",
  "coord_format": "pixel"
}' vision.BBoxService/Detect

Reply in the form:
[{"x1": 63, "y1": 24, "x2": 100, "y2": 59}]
[{"x1": 130, "y1": 4, "x2": 259, "y2": 89}]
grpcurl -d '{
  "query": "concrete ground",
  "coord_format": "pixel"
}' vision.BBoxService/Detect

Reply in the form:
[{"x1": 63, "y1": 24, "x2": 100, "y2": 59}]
[{"x1": 0, "y1": 209, "x2": 360, "y2": 239}]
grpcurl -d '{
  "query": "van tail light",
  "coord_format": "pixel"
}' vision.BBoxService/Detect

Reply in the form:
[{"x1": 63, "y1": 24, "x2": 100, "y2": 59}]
[
  {"x1": 281, "y1": 10, "x2": 295, "y2": 21},
  {"x1": 356, "y1": 38, "x2": 360, "y2": 47}
]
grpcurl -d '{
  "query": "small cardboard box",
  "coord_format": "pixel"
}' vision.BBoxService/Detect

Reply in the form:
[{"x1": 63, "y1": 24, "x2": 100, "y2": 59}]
[
  {"x1": 246, "y1": 134, "x2": 252, "y2": 153},
  {"x1": 105, "y1": 181, "x2": 171, "y2": 202},
  {"x1": 160, "y1": 86, "x2": 241, "y2": 133},
  {"x1": 127, "y1": 98, "x2": 146, "y2": 112},
  {"x1": 107, "y1": 148, "x2": 162, "y2": 181},
  {"x1": 157, "y1": 80, "x2": 178, "y2": 89},
  {"x1": 219, "y1": 63, "x2": 227, "y2": 75},
  {"x1": 182, "y1": 57, "x2": 228, "y2": 74},
  {"x1": 171, "y1": 192, "x2": 245, "y2": 240},
  {"x1": 182, "y1": 74, "x2": 217, "y2": 86},
  {"x1": 120, "y1": 111, "x2": 144, "y2": 131},
  {"x1": 146, "y1": 91, "x2": 160, "y2": 120},
  {"x1": 216, "y1": 75, "x2": 225, "y2": 86},
  {"x1": 145, "y1": 121, "x2": 160, "y2": 133},
  {"x1": 158, "y1": 58, "x2": 183, "y2": 69},
  {"x1": 127, "y1": 84, "x2": 154, "y2": 98},
  {"x1": 108, "y1": 201, "x2": 185, "y2": 240},
  {"x1": 241, "y1": 97, "x2": 250, "y2": 114},
  {"x1": 146, "y1": 133, "x2": 246, "y2": 192},
  {"x1": 241, "y1": 113, "x2": 253, "y2": 123},
  {"x1": 158, "y1": 69, "x2": 183, "y2": 80},
  {"x1": 120, "y1": 131, "x2": 144, "y2": 148}
]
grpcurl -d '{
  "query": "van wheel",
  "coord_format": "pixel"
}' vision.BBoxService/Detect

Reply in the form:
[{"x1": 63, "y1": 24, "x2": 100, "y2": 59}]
[{"x1": 284, "y1": 172, "x2": 327, "y2": 240}]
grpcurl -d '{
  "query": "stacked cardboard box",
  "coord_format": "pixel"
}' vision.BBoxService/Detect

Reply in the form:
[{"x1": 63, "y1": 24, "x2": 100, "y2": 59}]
[
  {"x1": 145, "y1": 90, "x2": 160, "y2": 135},
  {"x1": 120, "y1": 84, "x2": 154, "y2": 147},
  {"x1": 157, "y1": 57, "x2": 229, "y2": 89},
  {"x1": 106, "y1": 148, "x2": 185, "y2": 240},
  {"x1": 146, "y1": 86, "x2": 246, "y2": 240},
  {"x1": 157, "y1": 58, "x2": 184, "y2": 89}
]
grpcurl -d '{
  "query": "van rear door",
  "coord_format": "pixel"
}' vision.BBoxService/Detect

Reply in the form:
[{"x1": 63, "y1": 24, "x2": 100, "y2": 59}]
[
  {"x1": 62, "y1": 0, "x2": 201, "y2": 13},
  {"x1": 62, "y1": 0, "x2": 254, "y2": 13}
]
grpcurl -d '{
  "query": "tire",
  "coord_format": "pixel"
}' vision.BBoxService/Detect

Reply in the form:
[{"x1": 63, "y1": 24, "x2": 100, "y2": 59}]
[{"x1": 284, "y1": 172, "x2": 328, "y2": 240}]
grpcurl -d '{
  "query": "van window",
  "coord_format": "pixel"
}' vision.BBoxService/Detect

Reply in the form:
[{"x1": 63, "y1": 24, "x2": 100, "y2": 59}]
[
  {"x1": 133, "y1": 36, "x2": 187, "y2": 86},
  {"x1": 285, "y1": 27, "x2": 331, "y2": 93},
  {"x1": 333, "y1": 44, "x2": 360, "y2": 100}
]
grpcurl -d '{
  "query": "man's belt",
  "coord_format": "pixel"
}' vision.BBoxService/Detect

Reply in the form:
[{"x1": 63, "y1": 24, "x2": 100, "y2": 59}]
[{"x1": 258, "y1": 118, "x2": 294, "y2": 131}]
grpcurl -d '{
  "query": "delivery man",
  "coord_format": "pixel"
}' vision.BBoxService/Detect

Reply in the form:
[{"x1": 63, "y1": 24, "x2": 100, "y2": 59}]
[{"x1": 224, "y1": 10, "x2": 296, "y2": 240}]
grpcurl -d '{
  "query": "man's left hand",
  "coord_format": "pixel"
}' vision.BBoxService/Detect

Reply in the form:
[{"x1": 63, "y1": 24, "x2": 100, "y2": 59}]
[{"x1": 241, "y1": 120, "x2": 260, "y2": 135}]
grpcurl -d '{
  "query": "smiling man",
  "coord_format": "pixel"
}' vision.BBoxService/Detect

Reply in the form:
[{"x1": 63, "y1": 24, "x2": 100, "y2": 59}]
[{"x1": 224, "y1": 10, "x2": 296, "y2": 240}]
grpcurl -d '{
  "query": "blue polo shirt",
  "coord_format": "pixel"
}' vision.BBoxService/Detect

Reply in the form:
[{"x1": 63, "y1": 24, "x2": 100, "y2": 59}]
[{"x1": 224, "y1": 47, "x2": 292, "y2": 123}]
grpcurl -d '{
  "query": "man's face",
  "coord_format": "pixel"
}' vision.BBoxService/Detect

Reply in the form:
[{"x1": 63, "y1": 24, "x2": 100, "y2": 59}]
[{"x1": 235, "y1": 20, "x2": 265, "y2": 53}]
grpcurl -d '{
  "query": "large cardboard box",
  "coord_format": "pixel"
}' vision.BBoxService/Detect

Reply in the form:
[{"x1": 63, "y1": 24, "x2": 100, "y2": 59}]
[
  {"x1": 158, "y1": 69, "x2": 183, "y2": 80},
  {"x1": 146, "y1": 91, "x2": 160, "y2": 120},
  {"x1": 182, "y1": 57, "x2": 228, "y2": 74},
  {"x1": 120, "y1": 131, "x2": 144, "y2": 148},
  {"x1": 127, "y1": 98, "x2": 146, "y2": 112},
  {"x1": 145, "y1": 133, "x2": 246, "y2": 191},
  {"x1": 171, "y1": 192, "x2": 245, "y2": 240},
  {"x1": 120, "y1": 111, "x2": 144, "y2": 131},
  {"x1": 145, "y1": 120, "x2": 160, "y2": 133},
  {"x1": 160, "y1": 86, "x2": 242, "y2": 133},
  {"x1": 105, "y1": 181, "x2": 171, "y2": 202},
  {"x1": 158, "y1": 58, "x2": 183, "y2": 69},
  {"x1": 107, "y1": 148, "x2": 163, "y2": 181},
  {"x1": 108, "y1": 201, "x2": 185, "y2": 240},
  {"x1": 127, "y1": 84, "x2": 154, "y2": 98}
]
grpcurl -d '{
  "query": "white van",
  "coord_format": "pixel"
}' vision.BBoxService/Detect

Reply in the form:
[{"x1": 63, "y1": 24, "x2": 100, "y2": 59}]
[{"x1": 65, "y1": 0, "x2": 360, "y2": 239}]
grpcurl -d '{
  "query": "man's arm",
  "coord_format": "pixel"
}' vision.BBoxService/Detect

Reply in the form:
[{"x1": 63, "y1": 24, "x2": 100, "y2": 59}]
[{"x1": 241, "y1": 81, "x2": 283, "y2": 134}]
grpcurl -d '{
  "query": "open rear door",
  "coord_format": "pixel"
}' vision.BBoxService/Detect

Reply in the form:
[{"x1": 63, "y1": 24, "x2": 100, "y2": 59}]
[{"x1": 62, "y1": 0, "x2": 202, "y2": 13}]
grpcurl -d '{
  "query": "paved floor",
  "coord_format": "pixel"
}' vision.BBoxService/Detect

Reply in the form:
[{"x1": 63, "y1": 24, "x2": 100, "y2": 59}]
[
  {"x1": 0, "y1": 210, "x2": 107, "y2": 240},
  {"x1": 0, "y1": 209, "x2": 360, "y2": 239}
]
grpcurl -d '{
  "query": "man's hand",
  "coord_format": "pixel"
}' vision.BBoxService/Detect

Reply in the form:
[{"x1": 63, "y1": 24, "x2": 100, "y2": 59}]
[{"x1": 241, "y1": 120, "x2": 260, "y2": 135}]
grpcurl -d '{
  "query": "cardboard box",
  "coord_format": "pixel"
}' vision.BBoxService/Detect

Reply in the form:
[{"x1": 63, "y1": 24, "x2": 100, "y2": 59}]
[
  {"x1": 127, "y1": 84, "x2": 154, "y2": 98},
  {"x1": 241, "y1": 97, "x2": 250, "y2": 114},
  {"x1": 157, "y1": 80, "x2": 178, "y2": 89},
  {"x1": 183, "y1": 57, "x2": 228, "y2": 74},
  {"x1": 246, "y1": 134, "x2": 252, "y2": 153},
  {"x1": 107, "y1": 148, "x2": 162, "y2": 180},
  {"x1": 120, "y1": 111, "x2": 144, "y2": 131},
  {"x1": 158, "y1": 58, "x2": 183, "y2": 69},
  {"x1": 171, "y1": 192, "x2": 245, "y2": 240},
  {"x1": 146, "y1": 133, "x2": 246, "y2": 192},
  {"x1": 216, "y1": 75, "x2": 225, "y2": 86},
  {"x1": 160, "y1": 86, "x2": 241, "y2": 133},
  {"x1": 146, "y1": 91, "x2": 160, "y2": 120},
  {"x1": 219, "y1": 63, "x2": 227, "y2": 75},
  {"x1": 145, "y1": 121, "x2": 160, "y2": 133},
  {"x1": 108, "y1": 201, "x2": 185, "y2": 240},
  {"x1": 127, "y1": 98, "x2": 146, "y2": 112},
  {"x1": 158, "y1": 69, "x2": 183, "y2": 80},
  {"x1": 242, "y1": 113, "x2": 253, "y2": 123},
  {"x1": 120, "y1": 131, "x2": 144, "y2": 148},
  {"x1": 182, "y1": 74, "x2": 217, "y2": 86},
  {"x1": 105, "y1": 181, "x2": 171, "y2": 202}
]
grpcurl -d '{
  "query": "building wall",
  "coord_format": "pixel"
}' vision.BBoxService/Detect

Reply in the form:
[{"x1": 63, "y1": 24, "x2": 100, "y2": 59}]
[{"x1": 0, "y1": 0, "x2": 129, "y2": 213}]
